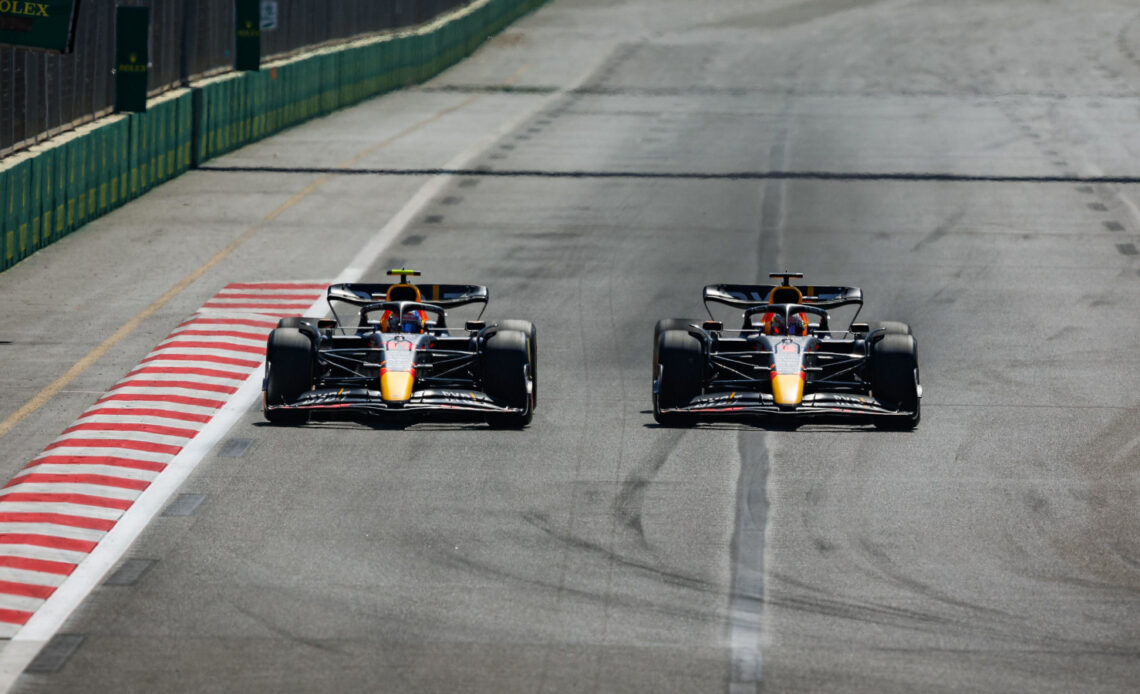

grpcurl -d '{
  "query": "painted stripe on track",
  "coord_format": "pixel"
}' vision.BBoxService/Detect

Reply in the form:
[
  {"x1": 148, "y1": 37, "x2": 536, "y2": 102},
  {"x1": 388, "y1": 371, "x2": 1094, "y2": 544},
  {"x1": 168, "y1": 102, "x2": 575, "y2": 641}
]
[
  {"x1": 0, "y1": 536, "x2": 97, "y2": 554},
  {"x1": 0, "y1": 545, "x2": 90, "y2": 567},
  {"x1": 0, "y1": 569, "x2": 68, "y2": 588},
  {"x1": 42, "y1": 439, "x2": 182, "y2": 457},
  {"x1": 0, "y1": 50, "x2": 601, "y2": 682},
  {"x1": 94, "y1": 393, "x2": 227, "y2": 410},
  {"x1": 48, "y1": 431, "x2": 190, "y2": 447},
  {"x1": 0, "y1": 525, "x2": 105, "y2": 544},
  {"x1": 126, "y1": 366, "x2": 249, "y2": 381},
  {"x1": 223, "y1": 282, "x2": 328, "y2": 290},
  {"x1": 140, "y1": 353, "x2": 261, "y2": 369},
  {"x1": 165, "y1": 329, "x2": 269, "y2": 342},
  {"x1": 0, "y1": 597, "x2": 48, "y2": 615},
  {"x1": 7, "y1": 474, "x2": 152, "y2": 493},
  {"x1": 0, "y1": 282, "x2": 328, "y2": 639},
  {"x1": 0, "y1": 582, "x2": 55, "y2": 601},
  {"x1": 12, "y1": 465, "x2": 160, "y2": 484},
  {"x1": 111, "y1": 380, "x2": 240, "y2": 395},
  {"x1": 26, "y1": 456, "x2": 167, "y2": 473},
  {"x1": 177, "y1": 317, "x2": 279, "y2": 329},
  {"x1": 0, "y1": 514, "x2": 115, "y2": 532},
  {"x1": 61, "y1": 422, "x2": 199, "y2": 439},
  {"x1": 0, "y1": 494, "x2": 134, "y2": 511},
  {"x1": 152, "y1": 340, "x2": 265, "y2": 355}
]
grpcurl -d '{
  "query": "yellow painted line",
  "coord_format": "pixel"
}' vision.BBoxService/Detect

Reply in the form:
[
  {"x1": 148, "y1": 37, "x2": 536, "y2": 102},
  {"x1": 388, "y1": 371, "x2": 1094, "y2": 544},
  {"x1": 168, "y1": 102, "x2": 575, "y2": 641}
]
[{"x1": 0, "y1": 75, "x2": 527, "y2": 441}]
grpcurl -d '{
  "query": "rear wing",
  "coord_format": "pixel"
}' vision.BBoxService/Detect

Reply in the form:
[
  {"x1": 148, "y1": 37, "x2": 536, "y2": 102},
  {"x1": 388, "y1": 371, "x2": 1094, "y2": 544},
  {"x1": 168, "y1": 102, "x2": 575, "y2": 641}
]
[
  {"x1": 703, "y1": 284, "x2": 863, "y2": 310},
  {"x1": 327, "y1": 283, "x2": 489, "y2": 309}
]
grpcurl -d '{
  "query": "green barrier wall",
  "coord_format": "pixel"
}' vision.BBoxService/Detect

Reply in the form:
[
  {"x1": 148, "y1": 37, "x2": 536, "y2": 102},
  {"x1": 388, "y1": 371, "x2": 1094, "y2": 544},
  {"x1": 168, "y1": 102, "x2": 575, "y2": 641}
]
[{"x1": 0, "y1": 0, "x2": 547, "y2": 272}]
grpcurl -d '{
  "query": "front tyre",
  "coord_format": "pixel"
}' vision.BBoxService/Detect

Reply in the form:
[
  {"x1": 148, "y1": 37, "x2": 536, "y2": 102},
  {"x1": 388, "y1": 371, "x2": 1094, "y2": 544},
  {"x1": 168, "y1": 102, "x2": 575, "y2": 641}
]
[
  {"x1": 483, "y1": 329, "x2": 533, "y2": 429},
  {"x1": 264, "y1": 328, "x2": 313, "y2": 424},
  {"x1": 653, "y1": 329, "x2": 702, "y2": 427},
  {"x1": 495, "y1": 320, "x2": 537, "y2": 406},
  {"x1": 870, "y1": 333, "x2": 920, "y2": 430},
  {"x1": 653, "y1": 318, "x2": 699, "y2": 379}
]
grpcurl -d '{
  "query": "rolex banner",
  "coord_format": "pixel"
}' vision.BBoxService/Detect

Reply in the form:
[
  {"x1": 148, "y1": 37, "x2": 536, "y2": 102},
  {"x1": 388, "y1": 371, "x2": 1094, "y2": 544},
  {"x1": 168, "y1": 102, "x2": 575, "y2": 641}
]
[
  {"x1": 114, "y1": 6, "x2": 148, "y2": 113},
  {"x1": 234, "y1": 0, "x2": 260, "y2": 71},
  {"x1": 0, "y1": 0, "x2": 81, "y2": 53}
]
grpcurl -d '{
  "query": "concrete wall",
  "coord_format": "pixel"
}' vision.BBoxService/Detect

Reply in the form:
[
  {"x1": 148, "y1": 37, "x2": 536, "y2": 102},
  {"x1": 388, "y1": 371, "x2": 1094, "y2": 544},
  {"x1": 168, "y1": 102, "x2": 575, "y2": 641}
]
[{"x1": 0, "y1": 0, "x2": 547, "y2": 272}]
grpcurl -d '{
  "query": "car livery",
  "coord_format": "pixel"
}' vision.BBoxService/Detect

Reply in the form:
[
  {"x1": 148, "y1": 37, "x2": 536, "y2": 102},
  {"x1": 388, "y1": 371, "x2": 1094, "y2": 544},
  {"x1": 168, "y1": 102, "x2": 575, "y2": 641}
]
[
  {"x1": 263, "y1": 269, "x2": 536, "y2": 428},
  {"x1": 652, "y1": 272, "x2": 921, "y2": 429}
]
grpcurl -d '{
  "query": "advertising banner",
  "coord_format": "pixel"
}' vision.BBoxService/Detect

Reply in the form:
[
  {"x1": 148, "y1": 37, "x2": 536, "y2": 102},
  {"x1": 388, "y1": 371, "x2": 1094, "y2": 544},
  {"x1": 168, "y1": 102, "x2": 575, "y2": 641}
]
[
  {"x1": 0, "y1": 0, "x2": 81, "y2": 53},
  {"x1": 235, "y1": 0, "x2": 260, "y2": 71},
  {"x1": 115, "y1": 6, "x2": 148, "y2": 113}
]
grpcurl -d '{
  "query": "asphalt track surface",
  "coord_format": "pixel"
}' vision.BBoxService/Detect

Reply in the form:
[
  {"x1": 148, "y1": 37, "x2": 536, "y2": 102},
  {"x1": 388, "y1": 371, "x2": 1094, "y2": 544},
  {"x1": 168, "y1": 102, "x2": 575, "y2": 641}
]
[{"x1": 2, "y1": 0, "x2": 1140, "y2": 691}]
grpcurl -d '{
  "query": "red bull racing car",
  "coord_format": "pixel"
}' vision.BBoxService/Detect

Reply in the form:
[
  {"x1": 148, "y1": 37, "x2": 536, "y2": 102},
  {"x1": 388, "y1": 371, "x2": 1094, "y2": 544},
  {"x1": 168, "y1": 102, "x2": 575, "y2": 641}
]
[
  {"x1": 263, "y1": 269, "x2": 536, "y2": 427},
  {"x1": 652, "y1": 272, "x2": 921, "y2": 429}
]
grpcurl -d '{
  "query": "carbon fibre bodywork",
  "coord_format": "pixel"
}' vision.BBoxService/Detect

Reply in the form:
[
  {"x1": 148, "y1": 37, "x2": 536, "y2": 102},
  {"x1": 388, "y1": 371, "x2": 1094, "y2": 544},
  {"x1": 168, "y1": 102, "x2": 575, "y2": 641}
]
[
  {"x1": 653, "y1": 275, "x2": 921, "y2": 427},
  {"x1": 263, "y1": 279, "x2": 535, "y2": 423}
]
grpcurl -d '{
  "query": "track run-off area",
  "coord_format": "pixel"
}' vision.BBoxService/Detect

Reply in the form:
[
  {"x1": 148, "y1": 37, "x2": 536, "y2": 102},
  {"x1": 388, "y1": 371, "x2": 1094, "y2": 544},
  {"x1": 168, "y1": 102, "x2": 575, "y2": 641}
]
[{"x1": 1, "y1": 0, "x2": 1139, "y2": 692}]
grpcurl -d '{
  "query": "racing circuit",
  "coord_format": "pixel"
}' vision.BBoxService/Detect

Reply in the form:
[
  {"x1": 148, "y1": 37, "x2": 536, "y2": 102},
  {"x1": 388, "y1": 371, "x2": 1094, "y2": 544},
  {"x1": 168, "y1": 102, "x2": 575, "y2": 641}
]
[{"x1": 1, "y1": 0, "x2": 1140, "y2": 692}]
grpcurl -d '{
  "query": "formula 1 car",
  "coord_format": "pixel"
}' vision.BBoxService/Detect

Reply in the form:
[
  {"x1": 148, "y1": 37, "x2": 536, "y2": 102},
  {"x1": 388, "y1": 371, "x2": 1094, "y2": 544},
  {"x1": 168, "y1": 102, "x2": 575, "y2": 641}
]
[
  {"x1": 652, "y1": 272, "x2": 921, "y2": 429},
  {"x1": 263, "y1": 269, "x2": 536, "y2": 427}
]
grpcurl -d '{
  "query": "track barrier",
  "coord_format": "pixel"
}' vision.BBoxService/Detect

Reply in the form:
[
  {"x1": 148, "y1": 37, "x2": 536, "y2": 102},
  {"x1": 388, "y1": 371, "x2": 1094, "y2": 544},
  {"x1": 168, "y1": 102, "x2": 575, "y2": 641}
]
[{"x1": 0, "y1": 0, "x2": 547, "y2": 272}]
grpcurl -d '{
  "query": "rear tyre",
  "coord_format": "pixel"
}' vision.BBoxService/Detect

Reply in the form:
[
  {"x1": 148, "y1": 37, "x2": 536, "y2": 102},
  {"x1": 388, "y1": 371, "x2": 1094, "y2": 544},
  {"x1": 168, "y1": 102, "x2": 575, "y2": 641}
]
[
  {"x1": 653, "y1": 329, "x2": 702, "y2": 426},
  {"x1": 496, "y1": 320, "x2": 537, "y2": 406},
  {"x1": 264, "y1": 328, "x2": 313, "y2": 424},
  {"x1": 276, "y1": 316, "x2": 323, "y2": 344},
  {"x1": 653, "y1": 318, "x2": 699, "y2": 378},
  {"x1": 870, "y1": 333, "x2": 920, "y2": 430},
  {"x1": 869, "y1": 320, "x2": 912, "y2": 336},
  {"x1": 483, "y1": 329, "x2": 533, "y2": 429}
]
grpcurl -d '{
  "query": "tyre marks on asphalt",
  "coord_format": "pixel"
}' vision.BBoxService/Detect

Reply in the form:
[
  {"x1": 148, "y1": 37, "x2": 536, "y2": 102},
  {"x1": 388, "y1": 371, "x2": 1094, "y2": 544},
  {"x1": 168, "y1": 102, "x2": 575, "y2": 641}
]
[
  {"x1": 999, "y1": 100, "x2": 1140, "y2": 264},
  {"x1": 0, "y1": 282, "x2": 327, "y2": 636}
]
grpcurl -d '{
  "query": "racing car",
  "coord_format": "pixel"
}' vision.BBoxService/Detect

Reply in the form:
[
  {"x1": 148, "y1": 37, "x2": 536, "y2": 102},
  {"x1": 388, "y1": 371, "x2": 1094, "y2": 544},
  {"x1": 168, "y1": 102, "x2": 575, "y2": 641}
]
[
  {"x1": 263, "y1": 269, "x2": 536, "y2": 427},
  {"x1": 652, "y1": 272, "x2": 921, "y2": 429}
]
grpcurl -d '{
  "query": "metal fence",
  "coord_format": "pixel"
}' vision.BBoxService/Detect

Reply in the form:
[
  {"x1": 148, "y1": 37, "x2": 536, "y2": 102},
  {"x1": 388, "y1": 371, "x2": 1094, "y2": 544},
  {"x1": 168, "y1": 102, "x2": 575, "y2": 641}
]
[{"x1": 0, "y1": 0, "x2": 467, "y2": 157}]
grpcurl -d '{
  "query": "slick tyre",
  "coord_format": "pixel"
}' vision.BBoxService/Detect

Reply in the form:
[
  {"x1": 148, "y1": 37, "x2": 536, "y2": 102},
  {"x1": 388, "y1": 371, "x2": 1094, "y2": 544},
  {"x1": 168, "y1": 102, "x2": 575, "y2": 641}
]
[
  {"x1": 483, "y1": 329, "x2": 533, "y2": 429},
  {"x1": 276, "y1": 316, "x2": 323, "y2": 329},
  {"x1": 869, "y1": 321, "x2": 912, "y2": 336},
  {"x1": 276, "y1": 316, "x2": 322, "y2": 345},
  {"x1": 496, "y1": 320, "x2": 537, "y2": 406},
  {"x1": 653, "y1": 318, "x2": 699, "y2": 378},
  {"x1": 264, "y1": 328, "x2": 313, "y2": 424},
  {"x1": 870, "y1": 333, "x2": 920, "y2": 430},
  {"x1": 653, "y1": 329, "x2": 702, "y2": 426}
]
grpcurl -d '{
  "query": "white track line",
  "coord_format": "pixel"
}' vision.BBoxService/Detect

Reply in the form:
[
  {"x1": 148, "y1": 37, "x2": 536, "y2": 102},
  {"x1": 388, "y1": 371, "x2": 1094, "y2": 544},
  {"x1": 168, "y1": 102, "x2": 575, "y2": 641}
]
[{"x1": 0, "y1": 47, "x2": 615, "y2": 690}]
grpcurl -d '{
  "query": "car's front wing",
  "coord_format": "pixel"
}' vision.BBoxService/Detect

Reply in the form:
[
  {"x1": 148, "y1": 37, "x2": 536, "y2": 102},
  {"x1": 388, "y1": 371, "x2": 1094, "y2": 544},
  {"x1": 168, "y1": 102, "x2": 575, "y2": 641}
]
[
  {"x1": 659, "y1": 390, "x2": 915, "y2": 419},
  {"x1": 265, "y1": 387, "x2": 526, "y2": 417}
]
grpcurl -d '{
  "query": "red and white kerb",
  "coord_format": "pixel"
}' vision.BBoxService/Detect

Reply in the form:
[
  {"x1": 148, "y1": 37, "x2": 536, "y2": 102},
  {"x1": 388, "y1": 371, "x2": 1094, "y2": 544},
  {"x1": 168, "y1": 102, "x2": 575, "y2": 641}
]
[{"x1": 0, "y1": 281, "x2": 327, "y2": 635}]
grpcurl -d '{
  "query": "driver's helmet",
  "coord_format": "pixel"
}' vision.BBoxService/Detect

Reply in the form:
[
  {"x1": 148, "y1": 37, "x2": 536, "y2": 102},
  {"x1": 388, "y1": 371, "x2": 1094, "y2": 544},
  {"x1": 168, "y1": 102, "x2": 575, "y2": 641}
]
[
  {"x1": 787, "y1": 313, "x2": 809, "y2": 336},
  {"x1": 763, "y1": 313, "x2": 786, "y2": 336},
  {"x1": 399, "y1": 311, "x2": 424, "y2": 333}
]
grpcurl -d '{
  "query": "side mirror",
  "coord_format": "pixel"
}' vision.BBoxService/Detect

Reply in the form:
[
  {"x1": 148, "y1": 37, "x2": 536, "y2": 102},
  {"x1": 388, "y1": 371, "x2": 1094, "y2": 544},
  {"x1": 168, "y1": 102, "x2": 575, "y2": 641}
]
[
  {"x1": 465, "y1": 320, "x2": 486, "y2": 332},
  {"x1": 702, "y1": 320, "x2": 723, "y2": 332},
  {"x1": 317, "y1": 319, "x2": 337, "y2": 330},
  {"x1": 850, "y1": 322, "x2": 869, "y2": 334}
]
